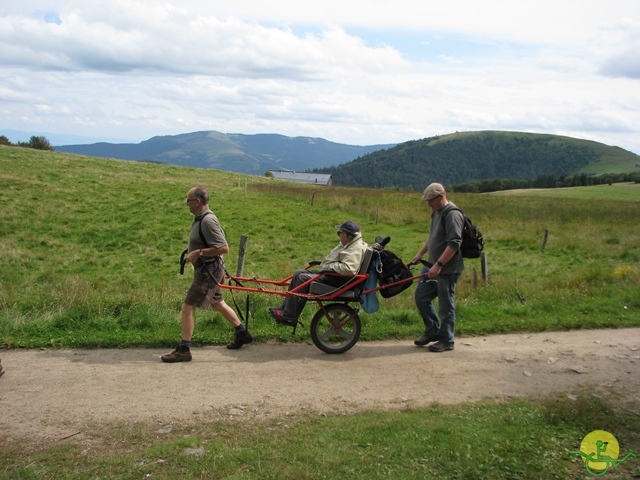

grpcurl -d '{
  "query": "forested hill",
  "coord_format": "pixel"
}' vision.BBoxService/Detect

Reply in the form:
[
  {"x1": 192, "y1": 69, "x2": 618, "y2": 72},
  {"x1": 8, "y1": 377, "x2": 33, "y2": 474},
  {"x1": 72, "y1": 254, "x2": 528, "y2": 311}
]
[{"x1": 312, "y1": 131, "x2": 639, "y2": 190}]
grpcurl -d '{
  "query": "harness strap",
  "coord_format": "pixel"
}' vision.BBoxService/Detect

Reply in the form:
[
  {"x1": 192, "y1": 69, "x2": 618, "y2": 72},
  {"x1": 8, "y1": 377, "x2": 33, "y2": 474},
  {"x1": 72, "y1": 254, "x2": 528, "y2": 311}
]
[{"x1": 225, "y1": 268, "x2": 250, "y2": 329}]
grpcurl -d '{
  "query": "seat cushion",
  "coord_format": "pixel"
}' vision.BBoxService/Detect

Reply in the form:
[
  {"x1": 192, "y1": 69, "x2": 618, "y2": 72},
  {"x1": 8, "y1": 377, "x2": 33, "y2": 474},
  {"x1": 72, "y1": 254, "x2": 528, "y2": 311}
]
[{"x1": 309, "y1": 281, "x2": 357, "y2": 299}]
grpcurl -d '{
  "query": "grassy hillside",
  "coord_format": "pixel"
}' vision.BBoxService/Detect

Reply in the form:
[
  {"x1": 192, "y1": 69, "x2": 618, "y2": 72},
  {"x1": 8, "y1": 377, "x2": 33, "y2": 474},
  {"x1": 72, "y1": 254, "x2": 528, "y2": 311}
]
[
  {"x1": 1, "y1": 146, "x2": 639, "y2": 349},
  {"x1": 317, "y1": 130, "x2": 640, "y2": 189},
  {"x1": 488, "y1": 182, "x2": 640, "y2": 201}
]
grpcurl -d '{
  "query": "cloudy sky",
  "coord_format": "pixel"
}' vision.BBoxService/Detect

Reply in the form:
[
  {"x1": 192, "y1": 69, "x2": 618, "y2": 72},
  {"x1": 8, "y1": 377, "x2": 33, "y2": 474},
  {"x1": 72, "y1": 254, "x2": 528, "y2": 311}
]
[{"x1": 1, "y1": 1, "x2": 639, "y2": 153}]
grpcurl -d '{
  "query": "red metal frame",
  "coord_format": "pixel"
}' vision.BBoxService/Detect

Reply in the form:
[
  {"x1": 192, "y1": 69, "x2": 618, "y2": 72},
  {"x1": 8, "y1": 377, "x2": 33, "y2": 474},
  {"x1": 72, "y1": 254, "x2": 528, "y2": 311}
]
[
  {"x1": 218, "y1": 264, "x2": 428, "y2": 303},
  {"x1": 217, "y1": 262, "x2": 429, "y2": 352}
]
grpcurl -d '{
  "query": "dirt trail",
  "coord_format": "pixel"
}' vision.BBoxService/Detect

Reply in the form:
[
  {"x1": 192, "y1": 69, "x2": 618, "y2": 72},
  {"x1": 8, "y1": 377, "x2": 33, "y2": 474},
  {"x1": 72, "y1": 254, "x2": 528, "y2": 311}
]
[{"x1": 1, "y1": 328, "x2": 639, "y2": 443}]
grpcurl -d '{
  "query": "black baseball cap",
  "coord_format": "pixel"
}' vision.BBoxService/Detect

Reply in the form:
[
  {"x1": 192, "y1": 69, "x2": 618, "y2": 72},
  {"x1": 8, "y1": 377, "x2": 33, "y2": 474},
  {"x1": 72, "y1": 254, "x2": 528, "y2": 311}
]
[{"x1": 335, "y1": 221, "x2": 360, "y2": 235}]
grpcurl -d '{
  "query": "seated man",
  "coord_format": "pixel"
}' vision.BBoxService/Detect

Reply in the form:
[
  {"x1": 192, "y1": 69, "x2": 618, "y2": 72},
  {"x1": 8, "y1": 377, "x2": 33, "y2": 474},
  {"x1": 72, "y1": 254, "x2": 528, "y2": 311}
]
[{"x1": 269, "y1": 221, "x2": 368, "y2": 326}]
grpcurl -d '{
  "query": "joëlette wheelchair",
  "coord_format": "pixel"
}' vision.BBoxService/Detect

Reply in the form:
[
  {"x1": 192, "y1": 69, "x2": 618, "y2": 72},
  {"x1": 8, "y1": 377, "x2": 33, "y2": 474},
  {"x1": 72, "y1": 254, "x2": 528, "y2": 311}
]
[{"x1": 182, "y1": 237, "x2": 428, "y2": 354}]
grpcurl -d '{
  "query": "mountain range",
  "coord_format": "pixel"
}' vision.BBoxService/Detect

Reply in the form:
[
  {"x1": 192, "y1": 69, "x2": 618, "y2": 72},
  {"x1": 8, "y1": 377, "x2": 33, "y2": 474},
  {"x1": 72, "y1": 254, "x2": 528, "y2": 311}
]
[
  {"x1": 56, "y1": 131, "x2": 396, "y2": 175},
  {"x1": 55, "y1": 130, "x2": 639, "y2": 189}
]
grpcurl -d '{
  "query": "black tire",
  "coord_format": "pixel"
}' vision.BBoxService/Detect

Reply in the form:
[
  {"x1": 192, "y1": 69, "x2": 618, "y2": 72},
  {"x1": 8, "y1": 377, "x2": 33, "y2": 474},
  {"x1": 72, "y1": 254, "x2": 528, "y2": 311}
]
[{"x1": 310, "y1": 303, "x2": 361, "y2": 354}]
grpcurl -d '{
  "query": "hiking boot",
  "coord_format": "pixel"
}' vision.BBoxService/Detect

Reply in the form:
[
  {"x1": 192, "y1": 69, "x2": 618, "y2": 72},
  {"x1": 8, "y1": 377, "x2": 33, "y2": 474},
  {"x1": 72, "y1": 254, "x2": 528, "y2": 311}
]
[
  {"x1": 227, "y1": 330, "x2": 253, "y2": 350},
  {"x1": 161, "y1": 344, "x2": 192, "y2": 363},
  {"x1": 268, "y1": 307, "x2": 298, "y2": 327},
  {"x1": 414, "y1": 334, "x2": 438, "y2": 346},
  {"x1": 428, "y1": 341, "x2": 455, "y2": 352}
]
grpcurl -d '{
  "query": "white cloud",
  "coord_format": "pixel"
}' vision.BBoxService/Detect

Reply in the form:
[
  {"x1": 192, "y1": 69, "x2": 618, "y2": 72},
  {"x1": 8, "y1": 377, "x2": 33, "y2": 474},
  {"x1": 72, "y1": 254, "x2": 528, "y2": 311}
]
[
  {"x1": 595, "y1": 19, "x2": 640, "y2": 79},
  {"x1": 0, "y1": 0, "x2": 639, "y2": 155},
  {"x1": 0, "y1": 6, "x2": 405, "y2": 77}
]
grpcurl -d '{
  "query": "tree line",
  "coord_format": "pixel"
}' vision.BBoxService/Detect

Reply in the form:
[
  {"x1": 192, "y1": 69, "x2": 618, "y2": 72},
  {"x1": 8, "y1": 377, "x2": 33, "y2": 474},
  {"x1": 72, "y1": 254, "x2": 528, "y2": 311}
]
[
  {"x1": 450, "y1": 172, "x2": 640, "y2": 193},
  {"x1": 0, "y1": 135, "x2": 54, "y2": 151}
]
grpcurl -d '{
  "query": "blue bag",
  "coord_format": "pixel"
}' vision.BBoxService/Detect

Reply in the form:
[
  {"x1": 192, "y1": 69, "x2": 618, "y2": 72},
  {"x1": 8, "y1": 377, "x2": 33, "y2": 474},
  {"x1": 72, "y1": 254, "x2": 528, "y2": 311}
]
[{"x1": 361, "y1": 259, "x2": 380, "y2": 313}]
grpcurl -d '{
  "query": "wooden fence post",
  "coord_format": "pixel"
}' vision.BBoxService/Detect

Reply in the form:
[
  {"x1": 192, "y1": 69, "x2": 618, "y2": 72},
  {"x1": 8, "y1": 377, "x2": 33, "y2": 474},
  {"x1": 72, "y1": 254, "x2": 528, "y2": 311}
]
[
  {"x1": 541, "y1": 229, "x2": 549, "y2": 251},
  {"x1": 236, "y1": 235, "x2": 248, "y2": 276},
  {"x1": 471, "y1": 267, "x2": 478, "y2": 288},
  {"x1": 311, "y1": 192, "x2": 316, "y2": 206},
  {"x1": 481, "y1": 253, "x2": 489, "y2": 285}
]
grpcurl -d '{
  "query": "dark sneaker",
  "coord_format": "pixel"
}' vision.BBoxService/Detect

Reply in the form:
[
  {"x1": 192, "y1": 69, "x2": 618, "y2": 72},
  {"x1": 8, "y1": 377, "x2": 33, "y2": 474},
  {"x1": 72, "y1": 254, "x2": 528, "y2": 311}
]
[
  {"x1": 428, "y1": 341, "x2": 455, "y2": 352},
  {"x1": 268, "y1": 307, "x2": 298, "y2": 327},
  {"x1": 0, "y1": 358, "x2": 5, "y2": 377},
  {"x1": 227, "y1": 330, "x2": 253, "y2": 350},
  {"x1": 161, "y1": 345, "x2": 192, "y2": 363},
  {"x1": 414, "y1": 334, "x2": 438, "y2": 346}
]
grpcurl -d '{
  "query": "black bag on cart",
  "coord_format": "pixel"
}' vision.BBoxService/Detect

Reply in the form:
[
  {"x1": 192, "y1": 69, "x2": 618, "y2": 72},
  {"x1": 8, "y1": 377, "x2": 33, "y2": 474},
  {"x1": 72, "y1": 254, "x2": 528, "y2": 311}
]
[{"x1": 376, "y1": 249, "x2": 413, "y2": 298}]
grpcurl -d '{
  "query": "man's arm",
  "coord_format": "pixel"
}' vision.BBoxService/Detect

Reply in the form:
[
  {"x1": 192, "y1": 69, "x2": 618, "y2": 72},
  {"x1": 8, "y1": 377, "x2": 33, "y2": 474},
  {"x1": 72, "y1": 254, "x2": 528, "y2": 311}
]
[
  {"x1": 426, "y1": 245, "x2": 457, "y2": 277},
  {"x1": 411, "y1": 239, "x2": 429, "y2": 265},
  {"x1": 427, "y1": 209, "x2": 463, "y2": 277},
  {"x1": 325, "y1": 255, "x2": 362, "y2": 276},
  {"x1": 319, "y1": 244, "x2": 364, "y2": 276},
  {"x1": 186, "y1": 244, "x2": 229, "y2": 264}
]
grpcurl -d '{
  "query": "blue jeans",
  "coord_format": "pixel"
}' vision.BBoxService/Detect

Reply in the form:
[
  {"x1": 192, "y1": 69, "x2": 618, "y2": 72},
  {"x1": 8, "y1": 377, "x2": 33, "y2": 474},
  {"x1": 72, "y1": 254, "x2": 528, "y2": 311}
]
[{"x1": 414, "y1": 266, "x2": 460, "y2": 345}]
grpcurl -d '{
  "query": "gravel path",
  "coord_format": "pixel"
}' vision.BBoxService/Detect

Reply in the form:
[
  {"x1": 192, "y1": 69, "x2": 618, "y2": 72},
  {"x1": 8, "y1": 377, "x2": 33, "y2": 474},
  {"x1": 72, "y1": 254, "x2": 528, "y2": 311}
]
[{"x1": 1, "y1": 328, "x2": 638, "y2": 443}]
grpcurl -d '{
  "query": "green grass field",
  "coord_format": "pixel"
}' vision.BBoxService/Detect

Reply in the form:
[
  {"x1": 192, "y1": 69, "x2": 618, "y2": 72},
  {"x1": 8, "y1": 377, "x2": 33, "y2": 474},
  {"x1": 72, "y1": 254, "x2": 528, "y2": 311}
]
[
  {"x1": 1, "y1": 146, "x2": 638, "y2": 349},
  {"x1": 488, "y1": 182, "x2": 640, "y2": 201},
  {"x1": 1, "y1": 146, "x2": 639, "y2": 479}
]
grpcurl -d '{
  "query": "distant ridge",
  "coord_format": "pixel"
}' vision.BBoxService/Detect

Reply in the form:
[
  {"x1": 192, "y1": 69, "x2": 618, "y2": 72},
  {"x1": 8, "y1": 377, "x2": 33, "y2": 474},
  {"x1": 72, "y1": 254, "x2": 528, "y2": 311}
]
[
  {"x1": 313, "y1": 130, "x2": 639, "y2": 189},
  {"x1": 54, "y1": 129, "x2": 639, "y2": 189},
  {"x1": 56, "y1": 131, "x2": 397, "y2": 175}
]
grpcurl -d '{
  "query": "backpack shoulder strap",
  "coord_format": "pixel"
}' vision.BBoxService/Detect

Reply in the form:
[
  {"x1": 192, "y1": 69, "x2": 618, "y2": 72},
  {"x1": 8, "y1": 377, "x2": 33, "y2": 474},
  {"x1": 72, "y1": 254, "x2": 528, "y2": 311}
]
[
  {"x1": 196, "y1": 211, "x2": 213, "y2": 248},
  {"x1": 440, "y1": 204, "x2": 462, "y2": 227}
]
